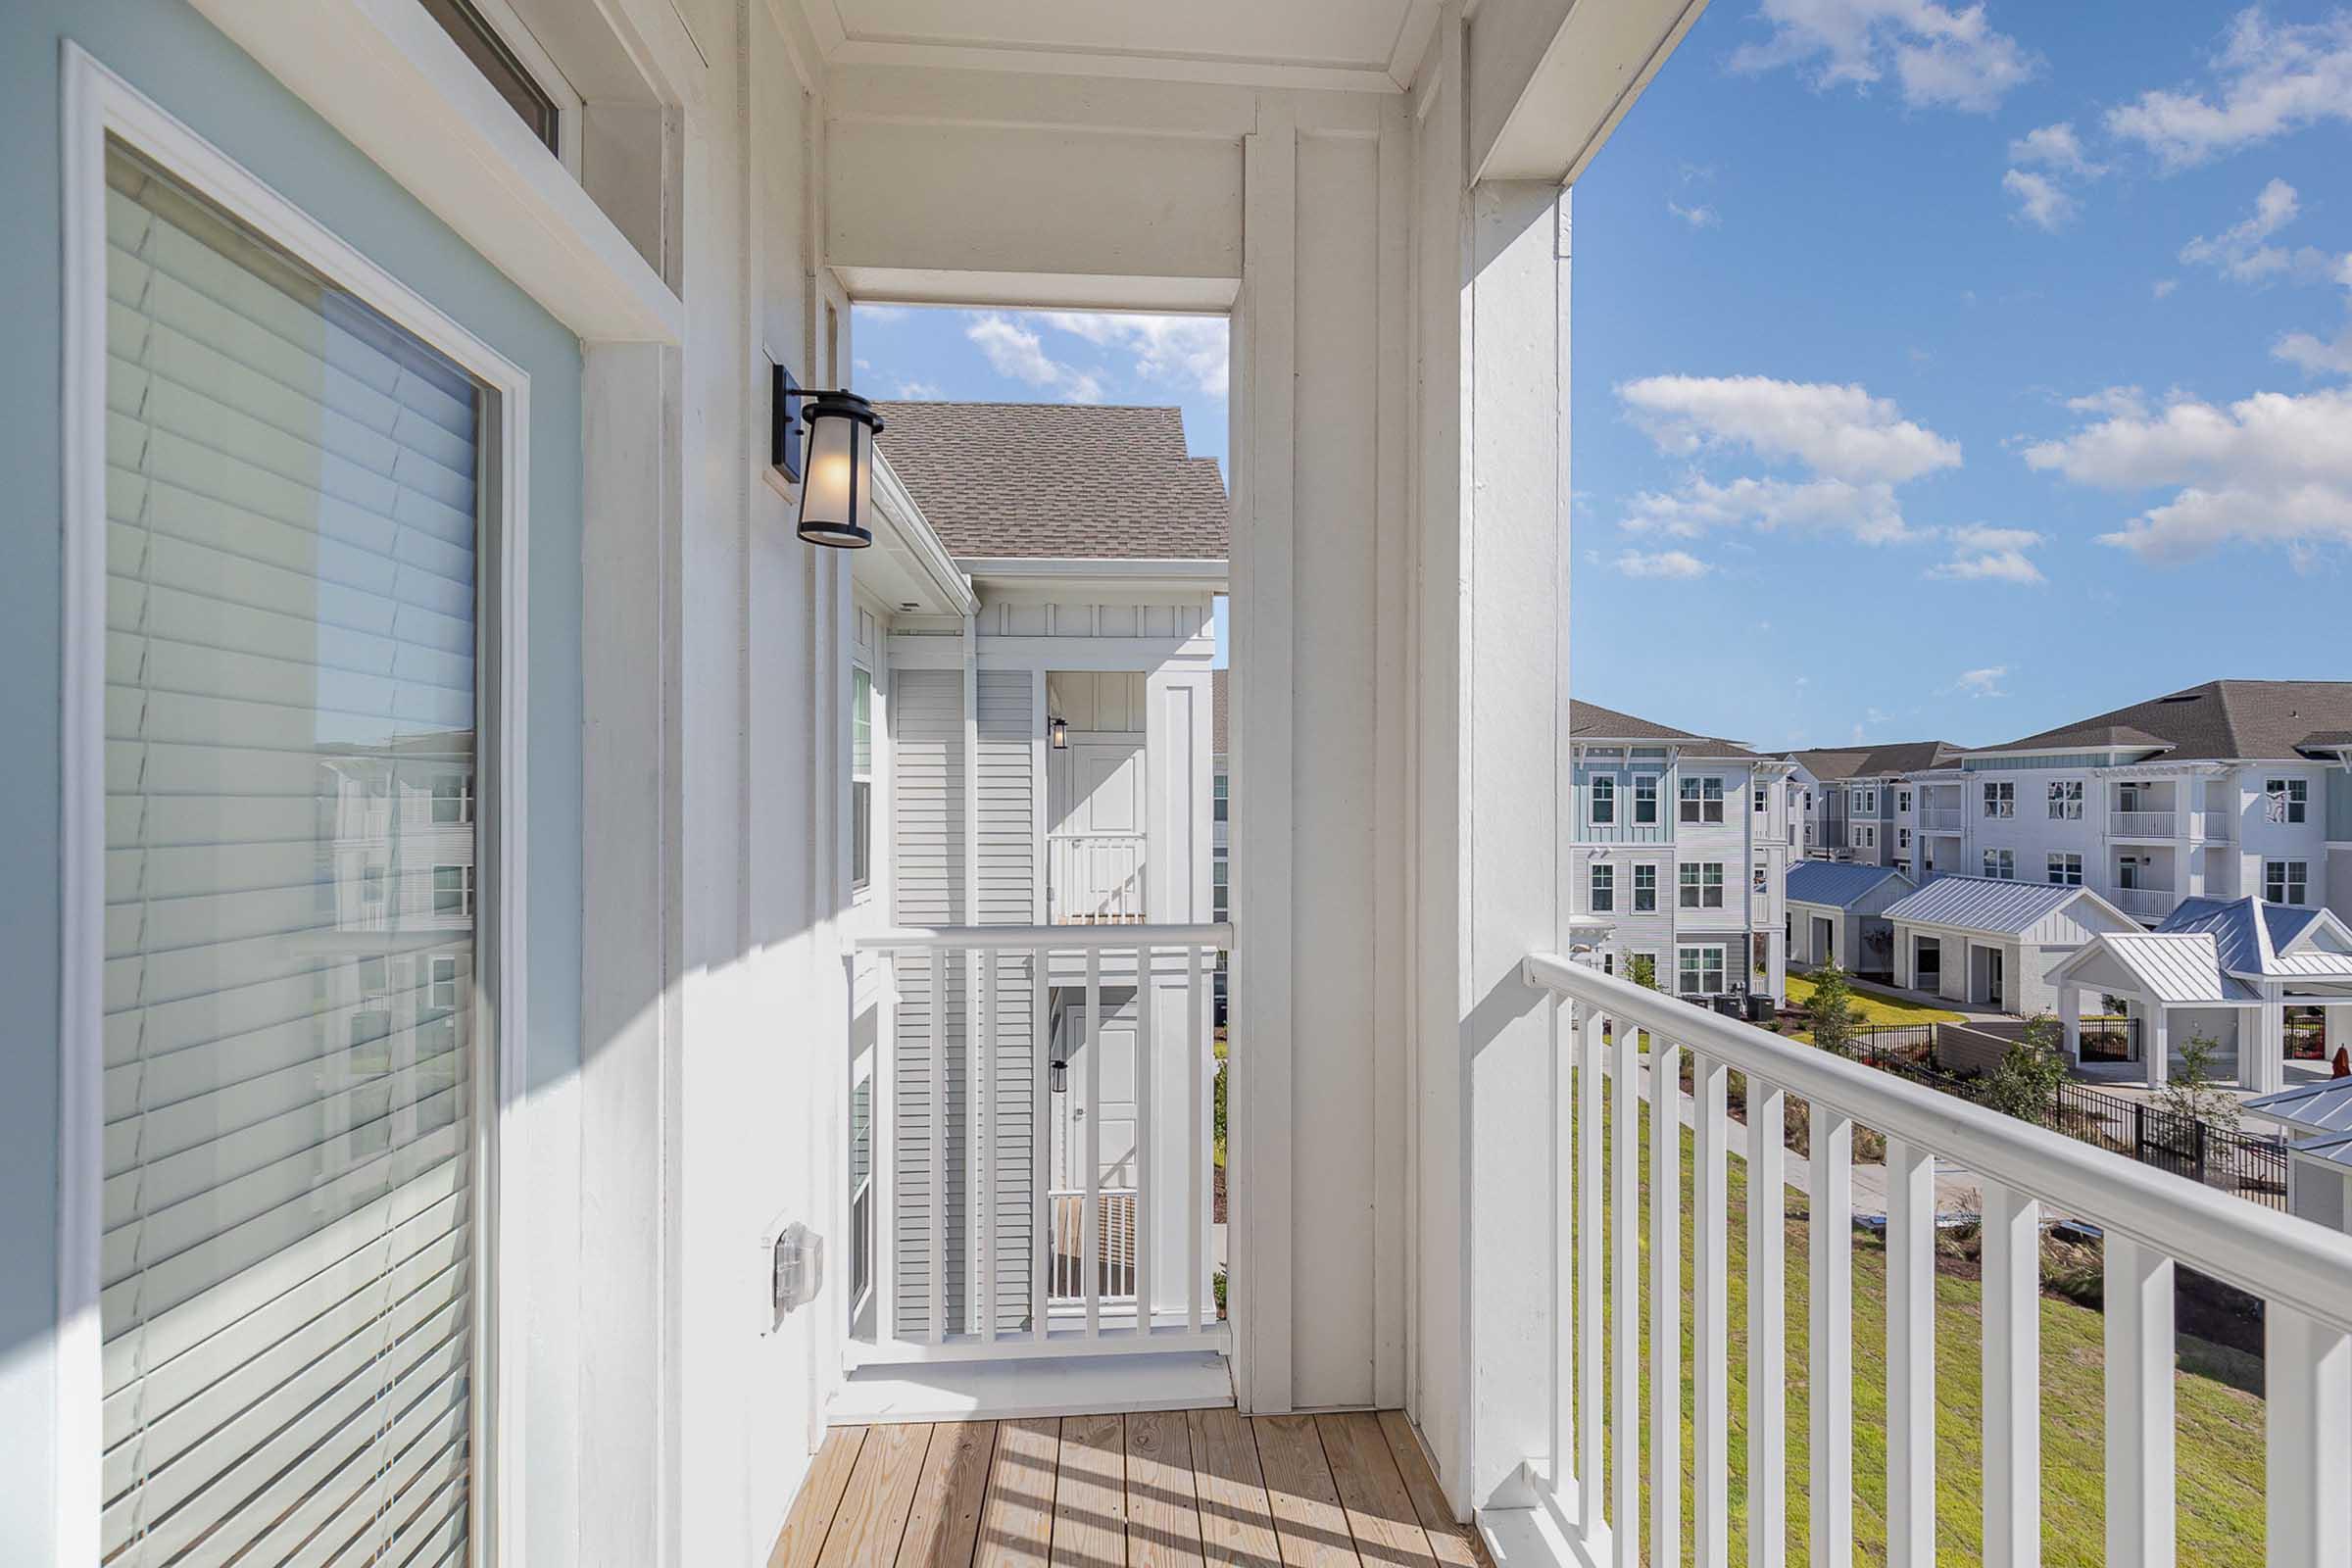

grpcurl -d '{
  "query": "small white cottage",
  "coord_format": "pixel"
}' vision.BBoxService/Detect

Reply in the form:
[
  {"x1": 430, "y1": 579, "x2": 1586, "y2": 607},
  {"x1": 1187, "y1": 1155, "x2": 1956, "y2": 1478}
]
[
  {"x1": 1786, "y1": 860, "x2": 1916, "y2": 978},
  {"x1": 1884, "y1": 874, "x2": 2140, "y2": 1015}
]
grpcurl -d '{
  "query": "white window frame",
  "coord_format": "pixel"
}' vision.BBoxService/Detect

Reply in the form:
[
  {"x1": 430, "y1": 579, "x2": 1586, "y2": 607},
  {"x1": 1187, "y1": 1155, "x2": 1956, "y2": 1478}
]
[
  {"x1": 1984, "y1": 848, "x2": 2015, "y2": 880},
  {"x1": 1590, "y1": 773, "x2": 1616, "y2": 825},
  {"x1": 1984, "y1": 780, "x2": 2014, "y2": 818},
  {"x1": 57, "y1": 48, "x2": 533, "y2": 1564},
  {"x1": 1633, "y1": 773, "x2": 1660, "y2": 825},
  {"x1": 2267, "y1": 859, "x2": 2310, "y2": 906},
  {"x1": 1590, "y1": 862, "x2": 1615, "y2": 912},
  {"x1": 1677, "y1": 943, "x2": 1728, "y2": 997},
  {"x1": 2047, "y1": 779, "x2": 2083, "y2": 820},
  {"x1": 441, "y1": 0, "x2": 588, "y2": 176},
  {"x1": 2047, "y1": 853, "x2": 2082, "y2": 887},
  {"x1": 1633, "y1": 863, "x2": 1659, "y2": 913},
  {"x1": 851, "y1": 661, "x2": 874, "y2": 894},
  {"x1": 1678, "y1": 860, "x2": 1725, "y2": 910},
  {"x1": 1896, "y1": 790, "x2": 1911, "y2": 813},
  {"x1": 2267, "y1": 777, "x2": 2309, "y2": 825},
  {"x1": 1680, "y1": 775, "x2": 1725, "y2": 824}
]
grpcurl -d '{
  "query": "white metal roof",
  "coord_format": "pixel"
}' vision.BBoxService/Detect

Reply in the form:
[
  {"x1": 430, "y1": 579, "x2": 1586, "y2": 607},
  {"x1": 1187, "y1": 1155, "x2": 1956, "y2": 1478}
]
[
  {"x1": 2245, "y1": 1078, "x2": 2352, "y2": 1137},
  {"x1": 2158, "y1": 896, "x2": 2352, "y2": 982},
  {"x1": 1883, "y1": 874, "x2": 2128, "y2": 937},
  {"x1": 2085, "y1": 933, "x2": 2264, "y2": 1005},
  {"x1": 1786, "y1": 860, "x2": 1912, "y2": 909},
  {"x1": 2289, "y1": 1129, "x2": 2352, "y2": 1170}
]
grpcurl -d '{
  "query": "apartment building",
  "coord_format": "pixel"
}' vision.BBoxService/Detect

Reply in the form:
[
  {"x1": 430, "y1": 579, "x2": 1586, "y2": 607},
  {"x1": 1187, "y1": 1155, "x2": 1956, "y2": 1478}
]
[
  {"x1": 1929, "y1": 681, "x2": 2352, "y2": 927},
  {"x1": 1571, "y1": 703, "x2": 1795, "y2": 1004},
  {"x1": 1788, "y1": 740, "x2": 1966, "y2": 871}
]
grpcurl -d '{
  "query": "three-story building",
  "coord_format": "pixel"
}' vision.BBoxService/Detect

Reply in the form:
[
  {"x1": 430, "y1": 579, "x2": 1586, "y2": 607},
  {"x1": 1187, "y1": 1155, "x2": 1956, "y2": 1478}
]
[
  {"x1": 1788, "y1": 740, "x2": 1966, "y2": 871},
  {"x1": 1571, "y1": 703, "x2": 1794, "y2": 1004}
]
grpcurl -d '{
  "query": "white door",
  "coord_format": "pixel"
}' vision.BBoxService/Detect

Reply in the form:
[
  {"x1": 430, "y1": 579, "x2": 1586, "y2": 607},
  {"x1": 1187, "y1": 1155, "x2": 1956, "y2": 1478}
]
[
  {"x1": 1053, "y1": 991, "x2": 1140, "y2": 1189},
  {"x1": 1052, "y1": 734, "x2": 1146, "y2": 918}
]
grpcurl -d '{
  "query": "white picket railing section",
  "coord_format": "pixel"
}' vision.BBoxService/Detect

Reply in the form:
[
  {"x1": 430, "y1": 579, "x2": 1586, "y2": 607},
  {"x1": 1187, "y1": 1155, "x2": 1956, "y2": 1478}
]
[
  {"x1": 854, "y1": 923, "x2": 1227, "y2": 1361},
  {"x1": 1518, "y1": 952, "x2": 2352, "y2": 1568},
  {"x1": 2111, "y1": 884, "x2": 2179, "y2": 920},
  {"x1": 2110, "y1": 808, "x2": 2179, "y2": 838},
  {"x1": 1048, "y1": 831, "x2": 1147, "y2": 922}
]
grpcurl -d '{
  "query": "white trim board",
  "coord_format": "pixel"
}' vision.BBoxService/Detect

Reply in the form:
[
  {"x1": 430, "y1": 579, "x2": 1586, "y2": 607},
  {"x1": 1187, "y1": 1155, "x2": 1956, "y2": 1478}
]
[{"x1": 60, "y1": 42, "x2": 534, "y2": 1566}]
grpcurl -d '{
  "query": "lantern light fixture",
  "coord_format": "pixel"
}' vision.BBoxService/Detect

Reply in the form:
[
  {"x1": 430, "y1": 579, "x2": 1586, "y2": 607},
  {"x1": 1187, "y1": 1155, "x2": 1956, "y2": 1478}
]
[
  {"x1": 1049, "y1": 715, "x2": 1070, "y2": 750},
  {"x1": 774, "y1": 368, "x2": 883, "y2": 549}
]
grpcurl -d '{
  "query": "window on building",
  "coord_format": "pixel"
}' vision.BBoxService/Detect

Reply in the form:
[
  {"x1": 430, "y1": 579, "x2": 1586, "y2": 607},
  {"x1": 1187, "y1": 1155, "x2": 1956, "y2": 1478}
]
[
  {"x1": 851, "y1": 665, "x2": 873, "y2": 891},
  {"x1": 1633, "y1": 864, "x2": 1658, "y2": 913},
  {"x1": 1984, "y1": 781, "x2": 2015, "y2": 818},
  {"x1": 1633, "y1": 774, "x2": 1660, "y2": 824},
  {"x1": 1677, "y1": 945, "x2": 1727, "y2": 996},
  {"x1": 1212, "y1": 858, "x2": 1229, "y2": 921},
  {"x1": 2267, "y1": 778, "x2": 2309, "y2": 824},
  {"x1": 431, "y1": 771, "x2": 474, "y2": 825},
  {"x1": 1591, "y1": 863, "x2": 1615, "y2": 911},
  {"x1": 1854, "y1": 825, "x2": 1875, "y2": 850},
  {"x1": 430, "y1": 956, "x2": 462, "y2": 1012},
  {"x1": 1755, "y1": 786, "x2": 1768, "y2": 812},
  {"x1": 2047, "y1": 853, "x2": 2082, "y2": 886},
  {"x1": 1679, "y1": 861, "x2": 1725, "y2": 909},
  {"x1": 1752, "y1": 860, "x2": 1768, "y2": 893},
  {"x1": 2267, "y1": 859, "x2": 2310, "y2": 905},
  {"x1": 435, "y1": 863, "x2": 476, "y2": 918},
  {"x1": 1896, "y1": 827, "x2": 1911, "y2": 851},
  {"x1": 1681, "y1": 776, "x2": 1725, "y2": 824},
  {"x1": 2117, "y1": 855, "x2": 2147, "y2": 890},
  {"x1": 420, "y1": 0, "x2": 563, "y2": 155},
  {"x1": 1984, "y1": 849, "x2": 2015, "y2": 880},
  {"x1": 1854, "y1": 787, "x2": 1877, "y2": 814},
  {"x1": 1591, "y1": 774, "x2": 1616, "y2": 824},
  {"x1": 2048, "y1": 779, "x2": 2083, "y2": 820},
  {"x1": 1897, "y1": 790, "x2": 1911, "y2": 812},
  {"x1": 1213, "y1": 770, "x2": 1229, "y2": 822}
]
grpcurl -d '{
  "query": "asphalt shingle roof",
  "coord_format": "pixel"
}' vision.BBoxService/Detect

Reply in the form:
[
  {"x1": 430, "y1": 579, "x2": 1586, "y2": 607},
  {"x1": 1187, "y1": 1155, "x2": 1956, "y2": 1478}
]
[
  {"x1": 1571, "y1": 702, "x2": 1759, "y2": 758},
  {"x1": 874, "y1": 401, "x2": 1229, "y2": 560},
  {"x1": 1786, "y1": 860, "x2": 1913, "y2": 908},
  {"x1": 1788, "y1": 740, "x2": 1966, "y2": 780},
  {"x1": 1981, "y1": 680, "x2": 2352, "y2": 761},
  {"x1": 1883, "y1": 874, "x2": 2118, "y2": 935}
]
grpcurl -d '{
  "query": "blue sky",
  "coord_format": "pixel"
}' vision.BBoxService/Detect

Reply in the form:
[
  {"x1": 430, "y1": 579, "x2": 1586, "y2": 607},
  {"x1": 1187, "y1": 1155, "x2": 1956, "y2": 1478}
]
[{"x1": 855, "y1": 4, "x2": 2352, "y2": 751}]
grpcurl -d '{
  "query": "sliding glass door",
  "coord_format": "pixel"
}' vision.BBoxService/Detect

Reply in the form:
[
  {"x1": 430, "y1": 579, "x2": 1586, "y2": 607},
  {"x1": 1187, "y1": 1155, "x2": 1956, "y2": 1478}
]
[{"x1": 99, "y1": 139, "x2": 485, "y2": 1567}]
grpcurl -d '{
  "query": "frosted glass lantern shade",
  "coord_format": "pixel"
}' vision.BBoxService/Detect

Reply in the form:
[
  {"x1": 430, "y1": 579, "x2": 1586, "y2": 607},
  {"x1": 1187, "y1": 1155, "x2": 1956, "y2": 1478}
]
[{"x1": 793, "y1": 390, "x2": 882, "y2": 548}]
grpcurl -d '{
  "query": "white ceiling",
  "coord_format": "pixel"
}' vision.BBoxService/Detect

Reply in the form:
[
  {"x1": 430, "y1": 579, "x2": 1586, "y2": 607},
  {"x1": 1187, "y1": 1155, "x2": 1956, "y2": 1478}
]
[{"x1": 802, "y1": 0, "x2": 1438, "y2": 91}]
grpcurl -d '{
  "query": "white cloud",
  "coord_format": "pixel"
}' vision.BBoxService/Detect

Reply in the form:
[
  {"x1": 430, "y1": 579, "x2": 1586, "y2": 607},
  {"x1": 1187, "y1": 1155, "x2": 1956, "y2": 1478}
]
[
  {"x1": 2107, "y1": 9, "x2": 2352, "y2": 169},
  {"x1": 1041, "y1": 313, "x2": 1229, "y2": 397},
  {"x1": 1616, "y1": 374, "x2": 1960, "y2": 545},
  {"x1": 2024, "y1": 384, "x2": 2352, "y2": 563},
  {"x1": 1927, "y1": 525, "x2": 2048, "y2": 583},
  {"x1": 2274, "y1": 253, "x2": 2352, "y2": 376},
  {"x1": 2009, "y1": 121, "x2": 2104, "y2": 176},
  {"x1": 1951, "y1": 666, "x2": 2010, "y2": 698},
  {"x1": 2066, "y1": 384, "x2": 2150, "y2": 418},
  {"x1": 1620, "y1": 374, "x2": 1961, "y2": 483},
  {"x1": 892, "y1": 378, "x2": 943, "y2": 399},
  {"x1": 964, "y1": 314, "x2": 1103, "y2": 402},
  {"x1": 1668, "y1": 200, "x2": 1721, "y2": 229},
  {"x1": 1614, "y1": 548, "x2": 1713, "y2": 579},
  {"x1": 1729, "y1": 0, "x2": 2037, "y2": 112},
  {"x1": 2152, "y1": 277, "x2": 2179, "y2": 299},
  {"x1": 2179, "y1": 178, "x2": 2339, "y2": 283},
  {"x1": 2002, "y1": 169, "x2": 2075, "y2": 231}
]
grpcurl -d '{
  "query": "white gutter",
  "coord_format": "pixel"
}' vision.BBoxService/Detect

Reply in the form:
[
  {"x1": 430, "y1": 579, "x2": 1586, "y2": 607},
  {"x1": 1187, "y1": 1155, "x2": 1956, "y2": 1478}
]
[{"x1": 957, "y1": 557, "x2": 1229, "y2": 590}]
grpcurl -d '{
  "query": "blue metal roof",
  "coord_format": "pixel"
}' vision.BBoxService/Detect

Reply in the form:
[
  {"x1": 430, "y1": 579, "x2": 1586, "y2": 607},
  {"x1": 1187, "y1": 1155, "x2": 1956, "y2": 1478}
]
[
  {"x1": 2246, "y1": 1078, "x2": 2352, "y2": 1138},
  {"x1": 1786, "y1": 860, "x2": 1911, "y2": 909},
  {"x1": 2158, "y1": 896, "x2": 2352, "y2": 980},
  {"x1": 1882, "y1": 873, "x2": 2115, "y2": 935}
]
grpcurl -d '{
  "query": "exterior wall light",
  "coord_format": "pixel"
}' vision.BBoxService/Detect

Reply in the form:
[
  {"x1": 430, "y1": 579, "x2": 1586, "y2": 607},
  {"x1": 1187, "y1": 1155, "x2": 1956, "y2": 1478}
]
[
  {"x1": 1050, "y1": 715, "x2": 1070, "y2": 750},
  {"x1": 775, "y1": 369, "x2": 883, "y2": 548}
]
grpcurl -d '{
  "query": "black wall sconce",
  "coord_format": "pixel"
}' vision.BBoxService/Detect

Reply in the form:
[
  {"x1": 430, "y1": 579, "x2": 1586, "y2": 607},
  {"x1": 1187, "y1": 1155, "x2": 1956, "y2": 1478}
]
[
  {"x1": 1050, "y1": 715, "x2": 1070, "y2": 750},
  {"x1": 774, "y1": 367, "x2": 883, "y2": 549}
]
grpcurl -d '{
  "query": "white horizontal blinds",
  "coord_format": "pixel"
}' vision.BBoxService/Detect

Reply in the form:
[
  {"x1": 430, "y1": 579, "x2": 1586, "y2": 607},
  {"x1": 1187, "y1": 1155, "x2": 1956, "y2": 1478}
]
[{"x1": 100, "y1": 142, "x2": 482, "y2": 1568}]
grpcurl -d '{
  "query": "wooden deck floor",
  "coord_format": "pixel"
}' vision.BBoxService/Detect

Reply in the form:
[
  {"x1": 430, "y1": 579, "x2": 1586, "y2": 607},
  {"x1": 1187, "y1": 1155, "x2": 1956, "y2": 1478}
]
[{"x1": 767, "y1": 1410, "x2": 1490, "y2": 1568}]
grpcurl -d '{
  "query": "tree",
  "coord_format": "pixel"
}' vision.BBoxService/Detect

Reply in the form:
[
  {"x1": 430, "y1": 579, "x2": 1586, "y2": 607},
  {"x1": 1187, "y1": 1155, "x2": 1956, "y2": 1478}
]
[
  {"x1": 1982, "y1": 1012, "x2": 2067, "y2": 1125},
  {"x1": 2159, "y1": 1032, "x2": 2241, "y2": 1136},
  {"x1": 1627, "y1": 953, "x2": 1658, "y2": 993},
  {"x1": 1804, "y1": 963, "x2": 1865, "y2": 1056}
]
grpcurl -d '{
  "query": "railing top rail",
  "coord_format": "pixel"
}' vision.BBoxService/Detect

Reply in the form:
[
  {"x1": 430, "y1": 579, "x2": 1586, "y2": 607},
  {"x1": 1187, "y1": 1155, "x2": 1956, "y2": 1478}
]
[
  {"x1": 1047, "y1": 829, "x2": 1149, "y2": 839},
  {"x1": 1524, "y1": 949, "x2": 2352, "y2": 1332},
  {"x1": 858, "y1": 921, "x2": 1233, "y2": 952}
]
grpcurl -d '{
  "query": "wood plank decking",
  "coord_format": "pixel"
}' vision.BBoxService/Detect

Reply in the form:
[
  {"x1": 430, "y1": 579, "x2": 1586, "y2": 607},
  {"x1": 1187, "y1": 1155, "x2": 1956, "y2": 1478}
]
[{"x1": 768, "y1": 1411, "x2": 1488, "y2": 1568}]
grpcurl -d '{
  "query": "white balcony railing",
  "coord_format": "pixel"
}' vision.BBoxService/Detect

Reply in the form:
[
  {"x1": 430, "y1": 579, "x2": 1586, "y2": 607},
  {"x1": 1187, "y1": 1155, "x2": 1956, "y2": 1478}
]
[
  {"x1": 1919, "y1": 807, "x2": 1962, "y2": 832},
  {"x1": 2110, "y1": 884, "x2": 2178, "y2": 919},
  {"x1": 1048, "y1": 830, "x2": 1146, "y2": 922},
  {"x1": 1512, "y1": 953, "x2": 2352, "y2": 1568},
  {"x1": 853, "y1": 923, "x2": 1226, "y2": 1361},
  {"x1": 2200, "y1": 808, "x2": 2235, "y2": 841},
  {"x1": 2110, "y1": 808, "x2": 2178, "y2": 838}
]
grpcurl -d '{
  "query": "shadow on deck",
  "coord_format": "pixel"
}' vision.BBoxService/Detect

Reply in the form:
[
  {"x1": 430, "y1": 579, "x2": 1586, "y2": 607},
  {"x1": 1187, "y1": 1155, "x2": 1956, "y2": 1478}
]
[{"x1": 767, "y1": 1410, "x2": 1490, "y2": 1568}]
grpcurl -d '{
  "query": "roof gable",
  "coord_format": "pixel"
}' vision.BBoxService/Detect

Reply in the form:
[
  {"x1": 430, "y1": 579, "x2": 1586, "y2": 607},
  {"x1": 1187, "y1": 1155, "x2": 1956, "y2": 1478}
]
[
  {"x1": 874, "y1": 401, "x2": 1229, "y2": 561},
  {"x1": 1787, "y1": 860, "x2": 1912, "y2": 908},
  {"x1": 1883, "y1": 874, "x2": 2132, "y2": 936},
  {"x1": 2158, "y1": 896, "x2": 2352, "y2": 979}
]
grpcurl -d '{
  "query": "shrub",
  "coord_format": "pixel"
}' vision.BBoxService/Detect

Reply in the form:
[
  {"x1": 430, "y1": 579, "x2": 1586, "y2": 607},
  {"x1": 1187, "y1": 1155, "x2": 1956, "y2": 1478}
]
[
  {"x1": 1803, "y1": 963, "x2": 1865, "y2": 1056},
  {"x1": 1981, "y1": 1013, "x2": 2067, "y2": 1125},
  {"x1": 2160, "y1": 1033, "x2": 2241, "y2": 1136}
]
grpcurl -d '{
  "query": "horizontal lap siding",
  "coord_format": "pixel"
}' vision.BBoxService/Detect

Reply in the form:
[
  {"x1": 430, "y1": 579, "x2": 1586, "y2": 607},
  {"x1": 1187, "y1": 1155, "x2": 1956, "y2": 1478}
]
[{"x1": 889, "y1": 670, "x2": 1039, "y2": 1334}]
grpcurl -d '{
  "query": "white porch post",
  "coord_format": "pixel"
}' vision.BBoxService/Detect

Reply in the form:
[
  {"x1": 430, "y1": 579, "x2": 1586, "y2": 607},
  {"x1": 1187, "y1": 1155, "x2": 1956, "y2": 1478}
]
[
  {"x1": 2252, "y1": 985, "x2": 2287, "y2": 1094},
  {"x1": 1768, "y1": 926, "x2": 1787, "y2": 1003},
  {"x1": 2145, "y1": 1002, "x2": 2169, "y2": 1089},
  {"x1": 2059, "y1": 981, "x2": 2082, "y2": 1069}
]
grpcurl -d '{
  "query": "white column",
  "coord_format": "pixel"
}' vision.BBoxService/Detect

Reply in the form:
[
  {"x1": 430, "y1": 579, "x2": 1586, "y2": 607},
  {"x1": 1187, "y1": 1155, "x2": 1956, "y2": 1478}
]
[
  {"x1": 2252, "y1": 986, "x2": 2287, "y2": 1094},
  {"x1": 2145, "y1": 1003, "x2": 2170, "y2": 1089},
  {"x1": 1768, "y1": 926, "x2": 1787, "y2": 1002},
  {"x1": 2060, "y1": 981, "x2": 2082, "y2": 1069}
]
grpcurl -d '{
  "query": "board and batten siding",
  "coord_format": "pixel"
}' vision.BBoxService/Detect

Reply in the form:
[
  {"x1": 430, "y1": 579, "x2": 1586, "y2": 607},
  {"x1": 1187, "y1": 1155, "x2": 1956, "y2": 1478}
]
[{"x1": 888, "y1": 666, "x2": 1040, "y2": 1333}]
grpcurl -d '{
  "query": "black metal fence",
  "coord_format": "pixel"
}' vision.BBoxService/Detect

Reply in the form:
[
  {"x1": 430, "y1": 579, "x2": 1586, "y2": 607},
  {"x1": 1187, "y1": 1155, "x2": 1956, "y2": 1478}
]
[{"x1": 1827, "y1": 1027, "x2": 2290, "y2": 1211}]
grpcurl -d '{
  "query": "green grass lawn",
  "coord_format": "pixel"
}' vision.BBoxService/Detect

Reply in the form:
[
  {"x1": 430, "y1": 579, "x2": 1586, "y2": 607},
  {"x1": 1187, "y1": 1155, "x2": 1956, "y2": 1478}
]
[
  {"x1": 1585, "y1": 1083, "x2": 2266, "y2": 1566},
  {"x1": 1784, "y1": 972, "x2": 1965, "y2": 1028}
]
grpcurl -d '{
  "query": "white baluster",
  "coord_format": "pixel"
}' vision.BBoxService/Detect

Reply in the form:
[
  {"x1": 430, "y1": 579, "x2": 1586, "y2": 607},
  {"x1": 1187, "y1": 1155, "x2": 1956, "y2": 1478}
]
[
  {"x1": 1579, "y1": 1005, "x2": 1602, "y2": 1523},
  {"x1": 1032, "y1": 947, "x2": 1050, "y2": 1342},
  {"x1": 1084, "y1": 947, "x2": 1102, "y2": 1337},
  {"x1": 929, "y1": 947, "x2": 947, "y2": 1344},
  {"x1": 1885, "y1": 1140, "x2": 1934, "y2": 1568},
  {"x1": 977, "y1": 949, "x2": 996, "y2": 1341},
  {"x1": 878, "y1": 947, "x2": 899, "y2": 1343},
  {"x1": 1650, "y1": 1037, "x2": 1681, "y2": 1568},
  {"x1": 1694, "y1": 1051, "x2": 1731, "y2": 1568},
  {"x1": 2103, "y1": 1234, "x2": 2173, "y2": 1568},
  {"x1": 2265, "y1": 1302, "x2": 2351, "y2": 1568},
  {"x1": 1188, "y1": 944, "x2": 1205, "y2": 1334},
  {"x1": 1135, "y1": 943, "x2": 1153, "y2": 1335},
  {"x1": 1748, "y1": 1076, "x2": 1787, "y2": 1568},
  {"x1": 1610, "y1": 1009, "x2": 1639, "y2": 1567},
  {"x1": 1809, "y1": 1103, "x2": 1852, "y2": 1568},
  {"x1": 1981, "y1": 1182, "x2": 2040, "y2": 1568}
]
